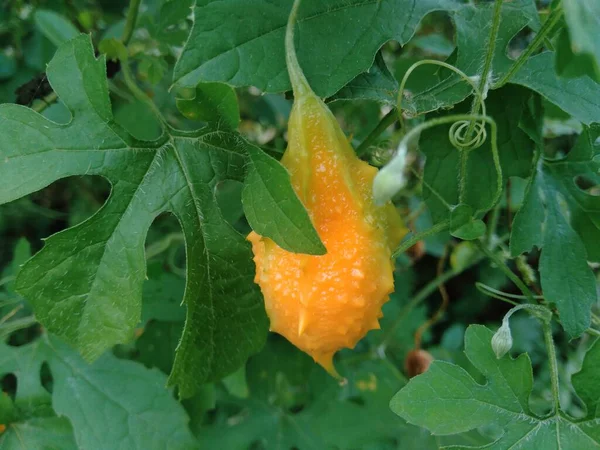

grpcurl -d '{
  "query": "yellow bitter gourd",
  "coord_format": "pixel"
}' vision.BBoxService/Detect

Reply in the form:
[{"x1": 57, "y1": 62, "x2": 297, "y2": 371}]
[{"x1": 247, "y1": 0, "x2": 407, "y2": 376}]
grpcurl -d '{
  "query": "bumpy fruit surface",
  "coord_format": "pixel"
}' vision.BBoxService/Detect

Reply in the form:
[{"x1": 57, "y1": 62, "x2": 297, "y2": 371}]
[{"x1": 247, "y1": 0, "x2": 407, "y2": 375}]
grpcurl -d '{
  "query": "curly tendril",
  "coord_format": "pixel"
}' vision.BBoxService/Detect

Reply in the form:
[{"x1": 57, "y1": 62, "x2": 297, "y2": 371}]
[{"x1": 397, "y1": 59, "x2": 488, "y2": 151}]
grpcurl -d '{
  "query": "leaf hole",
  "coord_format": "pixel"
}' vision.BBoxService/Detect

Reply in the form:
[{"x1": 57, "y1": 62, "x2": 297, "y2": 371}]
[
  {"x1": 6, "y1": 323, "x2": 41, "y2": 347},
  {"x1": 575, "y1": 176, "x2": 600, "y2": 196},
  {"x1": 40, "y1": 362, "x2": 53, "y2": 394},
  {"x1": 0, "y1": 374, "x2": 17, "y2": 401},
  {"x1": 507, "y1": 26, "x2": 536, "y2": 60}
]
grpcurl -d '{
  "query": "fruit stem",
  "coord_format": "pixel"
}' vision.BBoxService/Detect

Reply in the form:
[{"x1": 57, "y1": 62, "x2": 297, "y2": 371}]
[{"x1": 286, "y1": 0, "x2": 312, "y2": 97}]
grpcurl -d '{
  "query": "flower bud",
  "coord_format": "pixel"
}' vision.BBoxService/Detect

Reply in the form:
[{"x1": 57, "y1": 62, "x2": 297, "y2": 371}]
[{"x1": 491, "y1": 320, "x2": 513, "y2": 359}]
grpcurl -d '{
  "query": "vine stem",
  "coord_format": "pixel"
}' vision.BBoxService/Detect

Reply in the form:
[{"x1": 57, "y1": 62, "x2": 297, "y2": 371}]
[
  {"x1": 468, "y1": 0, "x2": 503, "y2": 122},
  {"x1": 32, "y1": 92, "x2": 58, "y2": 114},
  {"x1": 122, "y1": 0, "x2": 143, "y2": 45},
  {"x1": 474, "y1": 240, "x2": 535, "y2": 302},
  {"x1": 355, "y1": 110, "x2": 398, "y2": 156},
  {"x1": 494, "y1": 2, "x2": 564, "y2": 88},
  {"x1": 542, "y1": 321, "x2": 561, "y2": 413},
  {"x1": 392, "y1": 220, "x2": 449, "y2": 259}
]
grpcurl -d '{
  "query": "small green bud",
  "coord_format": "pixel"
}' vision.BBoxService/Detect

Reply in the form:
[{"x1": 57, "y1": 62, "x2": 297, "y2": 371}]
[{"x1": 491, "y1": 320, "x2": 513, "y2": 359}]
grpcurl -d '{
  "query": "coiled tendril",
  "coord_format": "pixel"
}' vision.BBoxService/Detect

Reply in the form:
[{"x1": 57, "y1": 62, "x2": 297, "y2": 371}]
[{"x1": 397, "y1": 60, "x2": 488, "y2": 152}]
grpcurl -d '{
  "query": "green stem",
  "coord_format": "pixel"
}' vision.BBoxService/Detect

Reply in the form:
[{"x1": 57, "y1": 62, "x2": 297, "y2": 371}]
[
  {"x1": 587, "y1": 328, "x2": 600, "y2": 338},
  {"x1": 392, "y1": 220, "x2": 450, "y2": 258},
  {"x1": 464, "y1": 0, "x2": 503, "y2": 139},
  {"x1": 285, "y1": 0, "x2": 311, "y2": 97},
  {"x1": 32, "y1": 92, "x2": 58, "y2": 114},
  {"x1": 542, "y1": 321, "x2": 561, "y2": 413},
  {"x1": 356, "y1": 110, "x2": 398, "y2": 156},
  {"x1": 485, "y1": 201, "x2": 501, "y2": 245},
  {"x1": 458, "y1": 150, "x2": 469, "y2": 203},
  {"x1": 474, "y1": 240, "x2": 535, "y2": 302},
  {"x1": 494, "y1": 3, "x2": 564, "y2": 88},
  {"x1": 476, "y1": 282, "x2": 544, "y2": 300},
  {"x1": 122, "y1": 0, "x2": 143, "y2": 45}
]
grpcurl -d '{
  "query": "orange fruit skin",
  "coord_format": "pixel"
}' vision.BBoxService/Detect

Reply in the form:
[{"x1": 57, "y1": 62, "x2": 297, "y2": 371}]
[{"x1": 248, "y1": 93, "x2": 407, "y2": 375}]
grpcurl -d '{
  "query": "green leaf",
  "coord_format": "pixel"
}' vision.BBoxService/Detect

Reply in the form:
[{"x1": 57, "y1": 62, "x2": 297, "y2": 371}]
[
  {"x1": 449, "y1": 204, "x2": 486, "y2": 240},
  {"x1": 510, "y1": 52, "x2": 600, "y2": 125},
  {"x1": 329, "y1": 52, "x2": 398, "y2": 105},
  {"x1": 555, "y1": 27, "x2": 600, "y2": 83},
  {"x1": 33, "y1": 10, "x2": 79, "y2": 47},
  {"x1": 0, "y1": 417, "x2": 77, "y2": 450},
  {"x1": 561, "y1": 0, "x2": 600, "y2": 82},
  {"x1": 402, "y1": 0, "x2": 600, "y2": 125},
  {"x1": 391, "y1": 325, "x2": 600, "y2": 450},
  {"x1": 510, "y1": 127, "x2": 599, "y2": 337},
  {"x1": 0, "y1": 34, "x2": 283, "y2": 397},
  {"x1": 242, "y1": 144, "x2": 326, "y2": 255},
  {"x1": 173, "y1": 0, "x2": 460, "y2": 97},
  {"x1": 46, "y1": 335, "x2": 197, "y2": 449},
  {"x1": 0, "y1": 336, "x2": 77, "y2": 449},
  {"x1": 98, "y1": 37, "x2": 128, "y2": 62},
  {"x1": 572, "y1": 339, "x2": 600, "y2": 419},
  {"x1": 0, "y1": 335, "x2": 197, "y2": 449},
  {"x1": 176, "y1": 82, "x2": 240, "y2": 129}
]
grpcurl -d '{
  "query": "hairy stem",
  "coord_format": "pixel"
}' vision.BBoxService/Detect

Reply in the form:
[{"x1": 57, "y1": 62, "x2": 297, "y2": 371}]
[
  {"x1": 464, "y1": 0, "x2": 503, "y2": 139},
  {"x1": 542, "y1": 321, "x2": 561, "y2": 413}
]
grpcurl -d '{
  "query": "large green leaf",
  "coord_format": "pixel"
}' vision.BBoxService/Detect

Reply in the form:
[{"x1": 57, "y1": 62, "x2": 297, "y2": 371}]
[
  {"x1": 510, "y1": 127, "x2": 600, "y2": 337},
  {"x1": 0, "y1": 335, "x2": 197, "y2": 449},
  {"x1": 173, "y1": 0, "x2": 460, "y2": 97},
  {"x1": 391, "y1": 325, "x2": 600, "y2": 449},
  {"x1": 0, "y1": 35, "x2": 322, "y2": 397},
  {"x1": 46, "y1": 335, "x2": 196, "y2": 449}
]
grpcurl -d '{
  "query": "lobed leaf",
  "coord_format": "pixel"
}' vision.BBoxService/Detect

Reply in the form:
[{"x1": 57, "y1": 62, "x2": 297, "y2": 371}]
[
  {"x1": 510, "y1": 126, "x2": 600, "y2": 337},
  {"x1": 391, "y1": 325, "x2": 600, "y2": 449},
  {"x1": 172, "y1": 0, "x2": 460, "y2": 97},
  {"x1": 0, "y1": 34, "x2": 322, "y2": 396}
]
